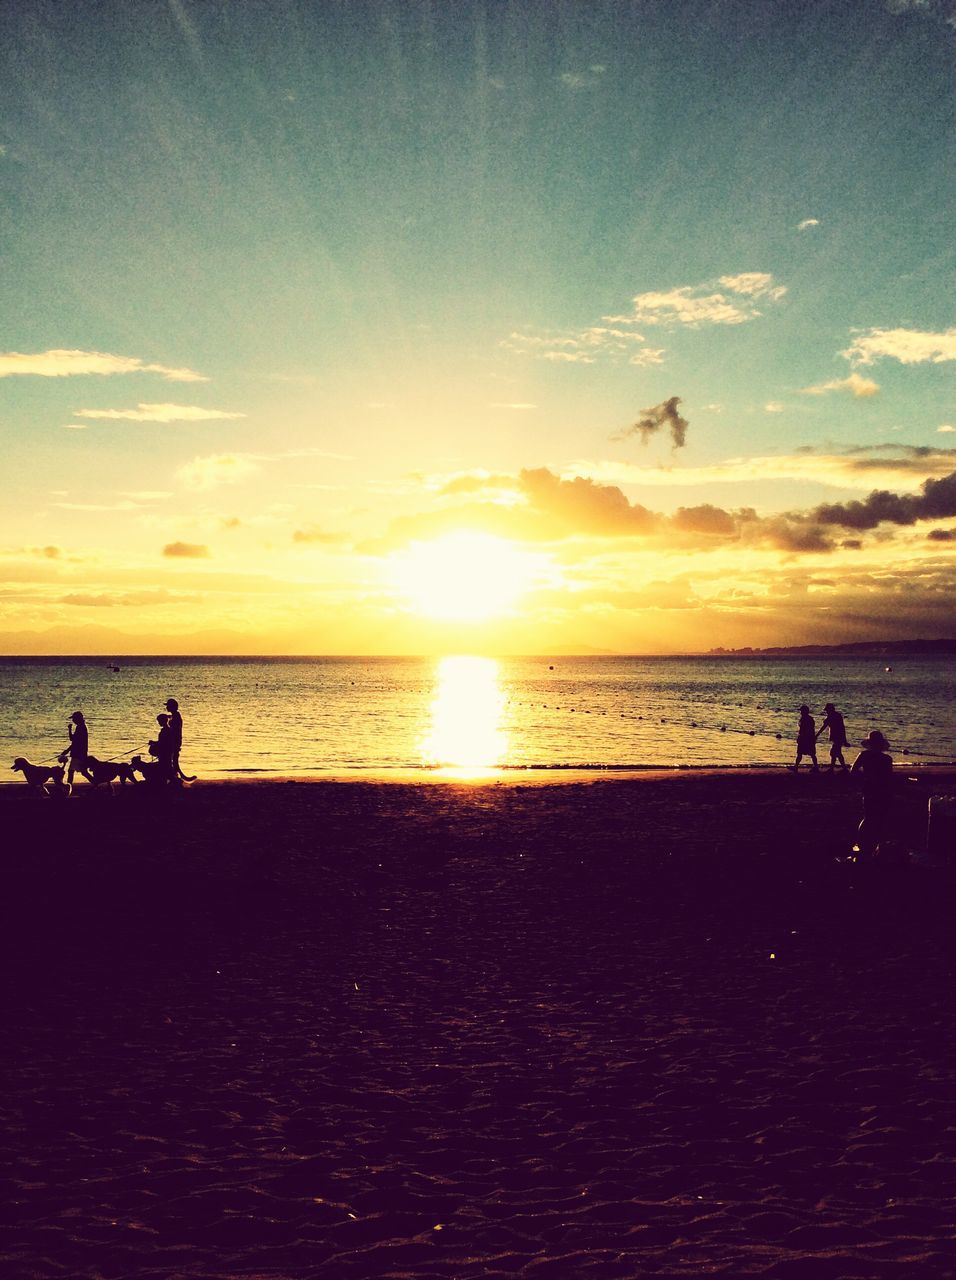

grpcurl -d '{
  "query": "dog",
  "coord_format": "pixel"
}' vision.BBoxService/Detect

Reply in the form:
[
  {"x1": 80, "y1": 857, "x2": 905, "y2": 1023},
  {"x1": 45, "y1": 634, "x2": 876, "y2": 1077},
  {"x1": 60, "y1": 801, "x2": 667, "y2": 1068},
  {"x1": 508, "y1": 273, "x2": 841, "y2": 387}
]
[
  {"x1": 130, "y1": 755, "x2": 171, "y2": 786},
  {"x1": 11, "y1": 757, "x2": 66, "y2": 793},
  {"x1": 84, "y1": 755, "x2": 137, "y2": 790}
]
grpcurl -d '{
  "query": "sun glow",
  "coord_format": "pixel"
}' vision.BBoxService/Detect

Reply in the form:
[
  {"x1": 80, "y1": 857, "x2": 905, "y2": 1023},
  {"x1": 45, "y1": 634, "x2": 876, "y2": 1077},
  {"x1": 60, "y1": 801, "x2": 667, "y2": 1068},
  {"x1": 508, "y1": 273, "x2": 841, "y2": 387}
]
[
  {"x1": 389, "y1": 531, "x2": 546, "y2": 622},
  {"x1": 421, "y1": 655, "x2": 507, "y2": 775}
]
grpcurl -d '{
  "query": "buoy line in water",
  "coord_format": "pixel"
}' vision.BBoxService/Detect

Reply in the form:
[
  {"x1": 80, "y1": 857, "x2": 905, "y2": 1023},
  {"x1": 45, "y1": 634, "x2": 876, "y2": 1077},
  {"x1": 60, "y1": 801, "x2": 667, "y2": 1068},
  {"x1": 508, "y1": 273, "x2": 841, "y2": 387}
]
[{"x1": 504, "y1": 696, "x2": 955, "y2": 761}]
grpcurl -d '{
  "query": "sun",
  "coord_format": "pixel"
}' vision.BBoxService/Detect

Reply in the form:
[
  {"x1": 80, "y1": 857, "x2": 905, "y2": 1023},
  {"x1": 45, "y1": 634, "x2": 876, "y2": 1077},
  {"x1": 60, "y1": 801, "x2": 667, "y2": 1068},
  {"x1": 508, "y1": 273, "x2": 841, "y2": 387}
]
[{"x1": 388, "y1": 530, "x2": 546, "y2": 622}]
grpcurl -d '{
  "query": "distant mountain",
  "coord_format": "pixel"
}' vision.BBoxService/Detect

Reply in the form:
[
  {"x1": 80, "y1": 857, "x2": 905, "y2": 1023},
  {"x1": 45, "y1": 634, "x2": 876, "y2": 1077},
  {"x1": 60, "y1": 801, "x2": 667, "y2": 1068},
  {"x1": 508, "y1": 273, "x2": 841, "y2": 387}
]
[{"x1": 706, "y1": 638, "x2": 956, "y2": 657}]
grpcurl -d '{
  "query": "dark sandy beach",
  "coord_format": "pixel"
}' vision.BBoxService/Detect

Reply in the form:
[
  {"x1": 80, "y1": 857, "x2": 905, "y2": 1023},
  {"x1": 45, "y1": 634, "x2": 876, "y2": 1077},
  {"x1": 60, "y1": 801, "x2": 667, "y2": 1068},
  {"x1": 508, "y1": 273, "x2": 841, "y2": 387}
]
[{"x1": 1, "y1": 770, "x2": 954, "y2": 1278}]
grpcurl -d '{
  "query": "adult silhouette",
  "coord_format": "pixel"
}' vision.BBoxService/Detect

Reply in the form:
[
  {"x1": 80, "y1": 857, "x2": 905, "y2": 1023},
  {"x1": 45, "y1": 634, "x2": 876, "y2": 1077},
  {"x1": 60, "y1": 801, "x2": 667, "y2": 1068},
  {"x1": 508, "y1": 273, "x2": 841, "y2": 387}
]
[
  {"x1": 789, "y1": 705, "x2": 818, "y2": 772},
  {"x1": 850, "y1": 730, "x2": 893, "y2": 860},
  {"x1": 817, "y1": 702, "x2": 849, "y2": 771},
  {"x1": 58, "y1": 710, "x2": 91, "y2": 787}
]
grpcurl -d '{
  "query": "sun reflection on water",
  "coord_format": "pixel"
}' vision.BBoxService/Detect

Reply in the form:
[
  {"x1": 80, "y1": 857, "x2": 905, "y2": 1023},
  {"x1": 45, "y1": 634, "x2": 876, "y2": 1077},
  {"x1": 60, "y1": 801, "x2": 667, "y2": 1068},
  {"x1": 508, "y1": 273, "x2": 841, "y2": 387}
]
[{"x1": 421, "y1": 655, "x2": 508, "y2": 776}]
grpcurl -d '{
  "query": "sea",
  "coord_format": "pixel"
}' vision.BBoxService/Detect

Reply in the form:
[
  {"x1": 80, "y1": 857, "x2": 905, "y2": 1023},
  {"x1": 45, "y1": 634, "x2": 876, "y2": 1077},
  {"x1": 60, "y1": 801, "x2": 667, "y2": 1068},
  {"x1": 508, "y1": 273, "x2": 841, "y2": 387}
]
[{"x1": 2, "y1": 655, "x2": 955, "y2": 780}]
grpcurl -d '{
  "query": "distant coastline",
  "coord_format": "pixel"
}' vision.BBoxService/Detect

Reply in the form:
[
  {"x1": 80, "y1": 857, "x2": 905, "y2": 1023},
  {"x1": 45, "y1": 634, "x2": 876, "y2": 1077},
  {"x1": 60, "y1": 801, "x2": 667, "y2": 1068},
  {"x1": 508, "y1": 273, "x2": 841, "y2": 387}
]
[
  {"x1": 705, "y1": 638, "x2": 956, "y2": 658},
  {"x1": 1, "y1": 640, "x2": 956, "y2": 661}
]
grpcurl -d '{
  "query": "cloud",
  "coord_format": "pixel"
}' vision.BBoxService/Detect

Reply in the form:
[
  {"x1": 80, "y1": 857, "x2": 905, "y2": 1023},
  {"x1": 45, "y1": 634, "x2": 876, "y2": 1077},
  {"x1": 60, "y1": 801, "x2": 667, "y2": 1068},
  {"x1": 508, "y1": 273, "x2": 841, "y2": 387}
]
[
  {"x1": 292, "y1": 526, "x2": 347, "y2": 545},
  {"x1": 162, "y1": 541, "x2": 210, "y2": 558},
  {"x1": 928, "y1": 528, "x2": 955, "y2": 541},
  {"x1": 765, "y1": 402, "x2": 785, "y2": 413},
  {"x1": 505, "y1": 326, "x2": 656, "y2": 365},
  {"x1": 53, "y1": 499, "x2": 142, "y2": 511},
  {"x1": 809, "y1": 470, "x2": 956, "y2": 530},
  {"x1": 76, "y1": 403, "x2": 244, "y2": 423},
  {"x1": 843, "y1": 327, "x2": 956, "y2": 365},
  {"x1": 617, "y1": 273, "x2": 787, "y2": 328},
  {"x1": 671, "y1": 504, "x2": 738, "y2": 535},
  {"x1": 570, "y1": 444, "x2": 956, "y2": 493},
  {"x1": 0, "y1": 350, "x2": 207, "y2": 381},
  {"x1": 29, "y1": 545, "x2": 62, "y2": 559},
  {"x1": 717, "y1": 273, "x2": 787, "y2": 300},
  {"x1": 801, "y1": 372, "x2": 880, "y2": 398},
  {"x1": 612, "y1": 396, "x2": 689, "y2": 449},
  {"x1": 60, "y1": 589, "x2": 198, "y2": 607},
  {"x1": 405, "y1": 458, "x2": 956, "y2": 556},
  {"x1": 488, "y1": 402, "x2": 538, "y2": 410},
  {"x1": 938, "y1": 425, "x2": 955, "y2": 434},
  {"x1": 797, "y1": 218, "x2": 820, "y2": 231},
  {"x1": 177, "y1": 454, "x2": 261, "y2": 490},
  {"x1": 519, "y1": 469, "x2": 659, "y2": 535},
  {"x1": 505, "y1": 274, "x2": 784, "y2": 364}
]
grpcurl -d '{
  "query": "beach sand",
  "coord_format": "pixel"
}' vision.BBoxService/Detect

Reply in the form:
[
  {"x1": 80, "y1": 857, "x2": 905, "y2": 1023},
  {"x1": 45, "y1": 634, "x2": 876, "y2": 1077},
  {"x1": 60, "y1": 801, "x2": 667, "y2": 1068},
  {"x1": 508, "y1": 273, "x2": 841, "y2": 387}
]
[{"x1": 1, "y1": 769, "x2": 954, "y2": 1278}]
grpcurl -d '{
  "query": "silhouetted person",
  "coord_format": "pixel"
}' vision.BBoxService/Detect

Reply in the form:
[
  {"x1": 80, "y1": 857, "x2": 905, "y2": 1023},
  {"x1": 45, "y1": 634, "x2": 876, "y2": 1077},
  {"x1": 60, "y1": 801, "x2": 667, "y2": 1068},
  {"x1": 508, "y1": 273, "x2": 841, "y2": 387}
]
[
  {"x1": 850, "y1": 730, "x2": 893, "y2": 860},
  {"x1": 164, "y1": 697, "x2": 196, "y2": 781},
  {"x1": 789, "y1": 705, "x2": 818, "y2": 771},
  {"x1": 817, "y1": 702, "x2": 849, "y2": 771},
  {"x1": 149, "y1": 713, "x2": 175, "y2": 782},
  {"x1": 58, "y1": 710, "x2": 90, "y2": 787}
]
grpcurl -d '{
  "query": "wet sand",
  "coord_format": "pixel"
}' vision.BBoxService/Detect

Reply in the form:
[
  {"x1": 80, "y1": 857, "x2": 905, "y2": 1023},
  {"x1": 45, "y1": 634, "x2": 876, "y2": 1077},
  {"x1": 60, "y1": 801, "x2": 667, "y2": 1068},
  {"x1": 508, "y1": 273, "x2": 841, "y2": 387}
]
[{"x1": 1, "y1": 770, "x2": 955, "y2": 1278}]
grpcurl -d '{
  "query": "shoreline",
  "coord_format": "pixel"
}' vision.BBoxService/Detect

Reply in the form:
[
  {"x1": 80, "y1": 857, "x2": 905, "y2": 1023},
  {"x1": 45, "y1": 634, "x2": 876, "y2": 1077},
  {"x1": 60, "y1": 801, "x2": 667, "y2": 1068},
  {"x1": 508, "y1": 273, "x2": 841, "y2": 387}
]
[{"x1": 4, "y1": 761, "x2": 956, "y2": 789}]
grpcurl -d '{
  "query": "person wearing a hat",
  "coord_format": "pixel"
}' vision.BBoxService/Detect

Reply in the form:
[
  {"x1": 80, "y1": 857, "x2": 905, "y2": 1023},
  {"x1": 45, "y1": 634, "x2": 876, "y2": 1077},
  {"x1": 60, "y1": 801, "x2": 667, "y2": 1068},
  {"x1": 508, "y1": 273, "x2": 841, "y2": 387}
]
[
  {"x1": 850, "y1": 730, "x2": 893, "y2": 859},
  {"x1": 817, "y1": 702, "x2": 849, "y2": 771}
]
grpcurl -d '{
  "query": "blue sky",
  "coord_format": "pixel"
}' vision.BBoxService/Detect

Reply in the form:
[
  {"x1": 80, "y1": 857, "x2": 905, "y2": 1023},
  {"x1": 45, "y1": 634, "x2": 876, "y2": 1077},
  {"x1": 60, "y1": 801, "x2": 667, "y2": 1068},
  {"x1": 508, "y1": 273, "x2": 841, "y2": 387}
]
[{"x1": 1, "y1": 0, "x2": 954, "y2": 653}]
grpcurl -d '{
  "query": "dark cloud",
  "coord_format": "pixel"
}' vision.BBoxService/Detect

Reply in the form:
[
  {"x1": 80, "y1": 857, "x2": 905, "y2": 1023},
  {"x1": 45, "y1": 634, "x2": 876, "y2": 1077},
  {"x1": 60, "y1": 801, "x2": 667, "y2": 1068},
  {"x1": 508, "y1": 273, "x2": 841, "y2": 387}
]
[
  {"x1": 221, "y1": 517, "x2": 241, "y2": 530},
  {"x1": 613, "y1": 396, "x2": 688, "y2": 449},
  {"x1": 928, "y1": 528, "x2": 955, "y2": 542},
  {"x1": 760, "y1": 519, "x2": 835, "y2": 554},
  {"x1": 841, "y1": 539, "x2": 864, "y2": 550},
  {"x1": 162, "y1": 541, "x2": 209, "y2": 558},
  {"x1": 810, "y1": 470, "x2": 956, "y2": 530}
]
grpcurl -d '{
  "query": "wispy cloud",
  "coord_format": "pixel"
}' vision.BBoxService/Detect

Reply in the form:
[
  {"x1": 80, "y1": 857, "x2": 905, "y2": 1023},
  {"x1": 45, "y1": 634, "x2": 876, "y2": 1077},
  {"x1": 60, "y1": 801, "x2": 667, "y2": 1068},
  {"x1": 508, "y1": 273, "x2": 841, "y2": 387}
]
[
  {"x1": 567, "y1": 445, "x2": 956, "y2": 493},
  {"x1": 162, "y1": 541, "x2": 210, "y2": 558},
  {"x1": 608, "y1": 273, "x2": 787, "y2": 329},
  {"x1": 797, "y1": 218, "x2": 820, "y2": 231},
  {"x1": 843, "y1": 327, "x2": 956, "y2": 365},
  {"x1": 939, "y1": 425, "x2": 956, "y2": 434},
  {"x1": 802, "y1": 372, "x2": 880, "y2": 398},
  {"x1": 504, "y1": 327, "x2": 663, "y2": 366},
  {"x1": 75, "y1": 403, "x2": 244, "y2": 423},
  {"x1": 0, "y1": 350, "x2": 207, "y2": 382},
  {"x1": 292, "y1": 526, "x2": 347, "y2": 545},
  {"x1": 612, "y1": 397, "x2": 689, "y2": 449},
  {"x1": 177, "y1": 454, "x2": 260, "y2": 490},
  {"x1": 489, "y1": 402, "x2": 538, "y2": 410},
  {"x1": 176, "y1": 446, "x2": 349, "y2": 492},
  {"x1": 60, "y1": 588, "x2": 199, "y2": 607},
  {"x1": 765, "y1": 402, "x2": 785, "y2": 413}
]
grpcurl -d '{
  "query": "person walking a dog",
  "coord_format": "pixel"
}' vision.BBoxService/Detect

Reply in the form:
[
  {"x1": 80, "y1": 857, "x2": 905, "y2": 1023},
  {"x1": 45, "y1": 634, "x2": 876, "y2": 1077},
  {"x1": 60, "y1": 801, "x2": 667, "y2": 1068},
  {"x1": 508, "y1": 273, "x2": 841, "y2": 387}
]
[
  {"x1": 59, "y1": 710, "x2": 90, "y2": 787},
  {"x1": 150, "y1": 713, "x2": 175, "y2": 782}
]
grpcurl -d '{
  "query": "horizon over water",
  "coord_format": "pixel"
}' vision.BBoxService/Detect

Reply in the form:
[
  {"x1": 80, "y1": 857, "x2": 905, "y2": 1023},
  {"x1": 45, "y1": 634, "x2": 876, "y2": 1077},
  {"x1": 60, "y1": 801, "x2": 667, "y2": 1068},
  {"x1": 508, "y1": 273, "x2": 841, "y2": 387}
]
[{"x1": 2, "y1": 654, "x2": 955, "y2": 779}]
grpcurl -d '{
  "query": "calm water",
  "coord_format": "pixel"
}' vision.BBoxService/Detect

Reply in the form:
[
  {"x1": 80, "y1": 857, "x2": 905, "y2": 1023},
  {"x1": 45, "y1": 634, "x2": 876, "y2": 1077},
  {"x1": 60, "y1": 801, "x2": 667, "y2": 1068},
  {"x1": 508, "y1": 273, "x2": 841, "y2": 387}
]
[{"x1": 2, "y1": 655, "x2": 954, "y2": 779}]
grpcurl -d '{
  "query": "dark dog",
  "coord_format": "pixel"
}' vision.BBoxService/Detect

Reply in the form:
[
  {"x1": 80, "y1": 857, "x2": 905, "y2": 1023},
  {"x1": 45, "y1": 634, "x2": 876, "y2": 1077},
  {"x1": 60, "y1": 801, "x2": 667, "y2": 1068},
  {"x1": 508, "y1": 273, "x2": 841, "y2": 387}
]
[
  {"x1": 11, "y1": 757, "x2": 66, "y2": 793},
  {"x1": 130, "y1": 755, "x2": 170, "y2": 786},
  {"x1": 84, "y1": 755, "x2": 137, "y2": 790}
]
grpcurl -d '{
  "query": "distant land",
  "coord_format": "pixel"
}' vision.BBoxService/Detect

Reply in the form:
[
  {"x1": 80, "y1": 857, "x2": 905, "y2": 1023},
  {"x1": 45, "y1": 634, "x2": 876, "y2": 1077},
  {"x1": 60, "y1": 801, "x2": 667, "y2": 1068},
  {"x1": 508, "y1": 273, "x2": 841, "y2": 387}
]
[{"x1": 706, "y1": 639, "x2": 956, "y2": 657}]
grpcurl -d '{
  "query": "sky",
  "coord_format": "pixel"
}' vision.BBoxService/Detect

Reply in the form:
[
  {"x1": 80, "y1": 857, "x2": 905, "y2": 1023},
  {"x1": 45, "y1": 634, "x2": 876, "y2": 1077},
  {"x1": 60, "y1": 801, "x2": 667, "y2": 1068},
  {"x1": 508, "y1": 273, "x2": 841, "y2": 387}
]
[{"x1": 1, "y1": 0, "x2": 954, "y2": 655}]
